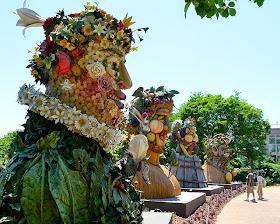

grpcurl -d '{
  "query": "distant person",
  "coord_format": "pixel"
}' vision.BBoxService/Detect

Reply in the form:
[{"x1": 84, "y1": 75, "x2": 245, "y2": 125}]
[
  {"x1": 257, "y1": 170, "x2": 266, "y2": 200},
  {"x1": 245, "y1": 168, "x2": 256, "y2": 202}
]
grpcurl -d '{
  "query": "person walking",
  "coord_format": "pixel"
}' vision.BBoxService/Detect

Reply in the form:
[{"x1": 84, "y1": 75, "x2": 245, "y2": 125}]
[
  {"x1": 257, "y1": 170, "x2": 266, "y2": 200},
  {"x1": 245, "y1": 167, "x2": 257, "y2": 202}
]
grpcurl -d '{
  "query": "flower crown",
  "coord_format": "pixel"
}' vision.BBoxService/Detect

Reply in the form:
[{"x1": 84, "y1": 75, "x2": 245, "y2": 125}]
[{"x1": 16, "y1": 2, "x2": 148, "y2": 85}]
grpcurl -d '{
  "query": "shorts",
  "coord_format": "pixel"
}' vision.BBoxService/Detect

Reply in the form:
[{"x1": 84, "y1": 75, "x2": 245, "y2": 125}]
[{"x1": 247, "y1": 186, "x2": 254, "y2": 193}]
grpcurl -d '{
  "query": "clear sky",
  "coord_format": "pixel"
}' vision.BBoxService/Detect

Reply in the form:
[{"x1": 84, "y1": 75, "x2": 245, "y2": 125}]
[{"x1": 1, "y1": 0, "x2": 279, "y2": 137}]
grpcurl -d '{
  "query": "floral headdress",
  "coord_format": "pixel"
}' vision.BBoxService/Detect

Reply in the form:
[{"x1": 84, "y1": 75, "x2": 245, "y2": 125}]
[{"x1": 16, "y1": 1, "x2": 148, "y2": 149}]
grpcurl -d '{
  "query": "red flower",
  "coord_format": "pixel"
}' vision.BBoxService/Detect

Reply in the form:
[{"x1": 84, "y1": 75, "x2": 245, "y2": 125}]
[
  {"x1": 127, "y1": 123, "x2": 132, "y2": 127},
  {"x1": 128, "y1": 28, "x2": 133, "y2": 38},
  {"x1": 154, "y1": 98, "x2": 160, "y2": 104},
  {"x1": 68, "y1": 46, "x2": 83, "y2": 58},
  {"x1": 69, "y1": 13, "x2": 80, "y2": 17},
  {"x1": 55, "y1": 52, "x2": 71, "y2": 75},
  {"x1": 39, "y1": 36, "x2": 55, "y2": 56},
  {"x1": 118, "y1": 20, "x2": 124, "y2": 30},
  {"x1": 44, "y1": 17, "x2": 53, "y2": 26}
]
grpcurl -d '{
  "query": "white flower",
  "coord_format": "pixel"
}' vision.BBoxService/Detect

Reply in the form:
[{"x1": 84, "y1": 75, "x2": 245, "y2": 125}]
[
  {"x1": 49, "y1": 98, "x2": 62, "y2": 112},
  {"x1": 93, "y1": 23, "x2": 106, "y2": 35},
  {"x1": 75, "y1": 115, "x2": 90, "y2": 130},
  {"x1": 31, "y1": 95, "x2": 47, "y2": 109},
  {"x1": 60, "y1": 79, "x2": 74, "y2": 90},
  {"x1": 104, "y1": 28, "x2": 114, "y2": 38},
  {"x1": 51, "y1": 109, "x2": 66, "y2": 124},
  {"x1": 72, "y1": 106, "x2": 81, "y2": 116},
  {"x1": 39, "y1": 106, "x2": 51, "y2": 118},
  {"x1": 82, "y1": 15, "x2": 95, "y2": 25},
  {"x1": 87, "y1": 62, "x2": 106, "y2": 78}
]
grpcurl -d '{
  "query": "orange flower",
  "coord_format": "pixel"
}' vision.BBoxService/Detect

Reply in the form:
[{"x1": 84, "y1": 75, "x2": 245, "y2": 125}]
[
  {"x1": 56, "y1": 52, "x2": 71, "y2": 74},
  {"x1": 58, "y1": 39, "x2": 68, "y2": 47},
  {"x1": 82, "y1": 25, "x2": 94, "y2": 36},
  {"x1": 95, "y1": 35, "x2": 104, "y2": 40},
  {"x1": 100, "y1": 9, "x2": 106, "y2": 17},
  {"x1": 78, "y1": 35, "x2": 86, "y2": 43}
]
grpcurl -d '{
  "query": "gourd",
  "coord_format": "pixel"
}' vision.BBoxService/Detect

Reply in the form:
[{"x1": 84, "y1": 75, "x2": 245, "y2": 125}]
[
  {"x1": 225, "y1": 172, "x2": 233, "y2": 183},
  {"x1": 150, "y1": 120, "x2": 163, "y2": 134}
]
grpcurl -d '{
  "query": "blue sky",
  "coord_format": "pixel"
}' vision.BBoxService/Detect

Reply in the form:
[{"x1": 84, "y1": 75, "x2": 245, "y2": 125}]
[{"x1": 1, "y1": 0, "x2": 279, "y2": 137}]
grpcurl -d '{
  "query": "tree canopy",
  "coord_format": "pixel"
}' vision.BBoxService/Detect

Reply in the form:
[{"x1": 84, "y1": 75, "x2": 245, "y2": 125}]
[
  {"x1": 172, "y1": 92, "x2": 270, "y2": 167},
  {"x1": 184, "y1": 0, "x2": 265, "y2": 19}
]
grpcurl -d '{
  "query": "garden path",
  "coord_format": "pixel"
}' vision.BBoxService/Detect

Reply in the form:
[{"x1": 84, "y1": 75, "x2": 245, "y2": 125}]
[{"x1": 216, "y1": 186, "x2": 280, "y2": 224}]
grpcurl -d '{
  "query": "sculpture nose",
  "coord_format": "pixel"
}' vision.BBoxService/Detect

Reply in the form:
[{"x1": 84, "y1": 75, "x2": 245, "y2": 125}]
[{"x1": 118, "y1": 61, "x2": 132, "y2": 89}]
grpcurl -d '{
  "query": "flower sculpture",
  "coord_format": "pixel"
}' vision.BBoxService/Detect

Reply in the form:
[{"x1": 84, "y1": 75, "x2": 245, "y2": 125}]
[
  {"x1": 127, "y1": 86, "x2": 181, "y2": 198},
  {"x1": 203, "y1": 133, "x2": 234, "y2": 183},
  {"x1": 0, "y1": 2, "x2": 148, "y2": 223}
]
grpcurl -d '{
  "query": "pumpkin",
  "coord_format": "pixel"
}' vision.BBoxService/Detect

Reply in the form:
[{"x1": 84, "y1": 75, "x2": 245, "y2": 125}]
[
  {"x1": 184, "y1": 134, "x2": 193, "y2": 143},
  {"x1": 193, "y1": 133, "x2": 199, "y2": 143},
  {"x1": 225, "y1": 172, "x2": 233, "y2": 183},
  {"x1": 232, "y1": 171, "x2": 237, "y2": 177},
  {"x1": 150, "y1": 120, "x2": 163, "y2": 134}
]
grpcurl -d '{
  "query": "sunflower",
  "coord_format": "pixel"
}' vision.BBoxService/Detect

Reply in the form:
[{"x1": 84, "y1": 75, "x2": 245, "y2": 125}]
[
  {"x1": 75, "y1": 115, "x2": 90, "y2": 130},
  {"x1": 82, "y1": 25, "x2": 94, "y2": 36}
]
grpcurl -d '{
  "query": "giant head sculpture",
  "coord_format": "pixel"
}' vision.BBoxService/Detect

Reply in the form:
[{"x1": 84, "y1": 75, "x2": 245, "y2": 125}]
[{"x1": 17, "y1": 3, "x2": 142, "y2": 149}]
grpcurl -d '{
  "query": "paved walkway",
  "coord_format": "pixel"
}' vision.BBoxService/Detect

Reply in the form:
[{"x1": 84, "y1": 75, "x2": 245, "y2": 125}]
[{"x1": 216, "y1": 186, "x2": 280, "y2": 224}]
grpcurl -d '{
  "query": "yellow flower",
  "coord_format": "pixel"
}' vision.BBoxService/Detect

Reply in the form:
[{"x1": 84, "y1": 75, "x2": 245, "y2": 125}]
[
  {"x1": 123, "y1": 13, "x2": 136, "y2": 28},
  {"x1": 78, "y1": 58, "x2": 89, "y2": 69},
  {"x1": 34, "y1": 47, "x2": 39, "y2": 52},
  {"x1": 71, "y1": 64, "x2": 82, "y2": 77},
  {"x1": 66, "y1": 43, "x2": 76, "y2": 51},
  {"x1": 80, "y1": 11, "x2": 85, "y2": 16},
  {"x1": 82, "y1": 25, "x2": 94, "y2": 36},
  {"x1": 68, "y1": 18, "x2": 76, "y2": 24},
  {"x1": 35, "y1": 58, "x2": 44, "y2": 67},
  {"x1": 86, "y1": 2, "x2": 91, "y2": 6},
  {"x1": 58, "y1": 39, "x2": 68, "y2": 48},
  {"x1": 31, "y1": 70, "x2": 38, "y2": 76},
  {"x1": 33, "y1": 55, "x2": 38, "y2": 60},
  {"x1": 131, "y1": 46, "x2": 138, "y2": 52},
  {"x1": 117, "y1": 30, "x2": 124, "y2": 40},
  {"x1": 78, "y1": 35, "x2": 86, "y2": 43}
]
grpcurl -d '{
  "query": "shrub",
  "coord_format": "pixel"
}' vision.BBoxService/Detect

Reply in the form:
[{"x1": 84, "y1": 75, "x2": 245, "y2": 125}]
[
  {"x1": 258, "y1": 163, "x2": 280, "y2": 184},
  {"x1": 234, "y1": 167, "x2": 249, "y2": 182}
]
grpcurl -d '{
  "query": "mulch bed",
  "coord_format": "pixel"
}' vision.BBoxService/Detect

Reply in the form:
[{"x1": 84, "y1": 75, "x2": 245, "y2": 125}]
[{"x1": 173, "y1": 187, "x2": 246, "y2": 224}]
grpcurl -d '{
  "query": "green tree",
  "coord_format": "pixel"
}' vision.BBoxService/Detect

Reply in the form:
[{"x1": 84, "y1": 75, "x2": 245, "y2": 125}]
[
  {"x1": 184, "y1": 0, "x2": 265, "y2": 19},
  {"x1": 172, "y1": 92, "x2": 270, "y2": 167},
  {"x1": 0, "y1": 131, "x2": 17, "y2": 166}
]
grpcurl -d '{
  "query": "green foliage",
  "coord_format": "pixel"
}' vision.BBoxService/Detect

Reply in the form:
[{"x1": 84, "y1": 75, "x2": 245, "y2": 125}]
[
  {"x1": 0, "y1": 132, "x2": 18, "y2": 166},
  {"x1": 21, "y1": 158, "x2": 60, "y2": 224},
  {"x1": 231, "y1": 157, "x2": 242, "y2": 168},
  {"x1": 184, "y1": 0, "x2": 265, "y2": 19},
  {"x1": 258, "y1": 163, "x2": 280, "y2": 184},
  {"x1": 172, "y1": 92, "x2": 270, "y2": 167},
  {"x1": 234, "y1": 167, "x2": 249, "y2": 182},
  {"x1": 0, "y1": 111, "x2": 143, "y2": 223}
]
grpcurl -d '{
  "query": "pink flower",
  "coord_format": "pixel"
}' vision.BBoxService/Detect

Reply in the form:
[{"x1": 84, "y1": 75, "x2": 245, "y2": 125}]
[
  {"x1": 118, "y1": 20, "x2": 124, "y2": 30},
  {"x1": 55, "y1": 52, "x2": 71, "y2": 74},
  {"x1": 39, "y1": 36, "x2": 55, "y2": 56}
]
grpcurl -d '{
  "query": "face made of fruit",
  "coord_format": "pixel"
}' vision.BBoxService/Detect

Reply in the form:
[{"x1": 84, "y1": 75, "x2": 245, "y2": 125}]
[
  {"x1": 145, "y1": 109, "x2": 172, "y2": 151},
  {"x1": 46, "y1": 39, "x2": 132, "y2": 127}
]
